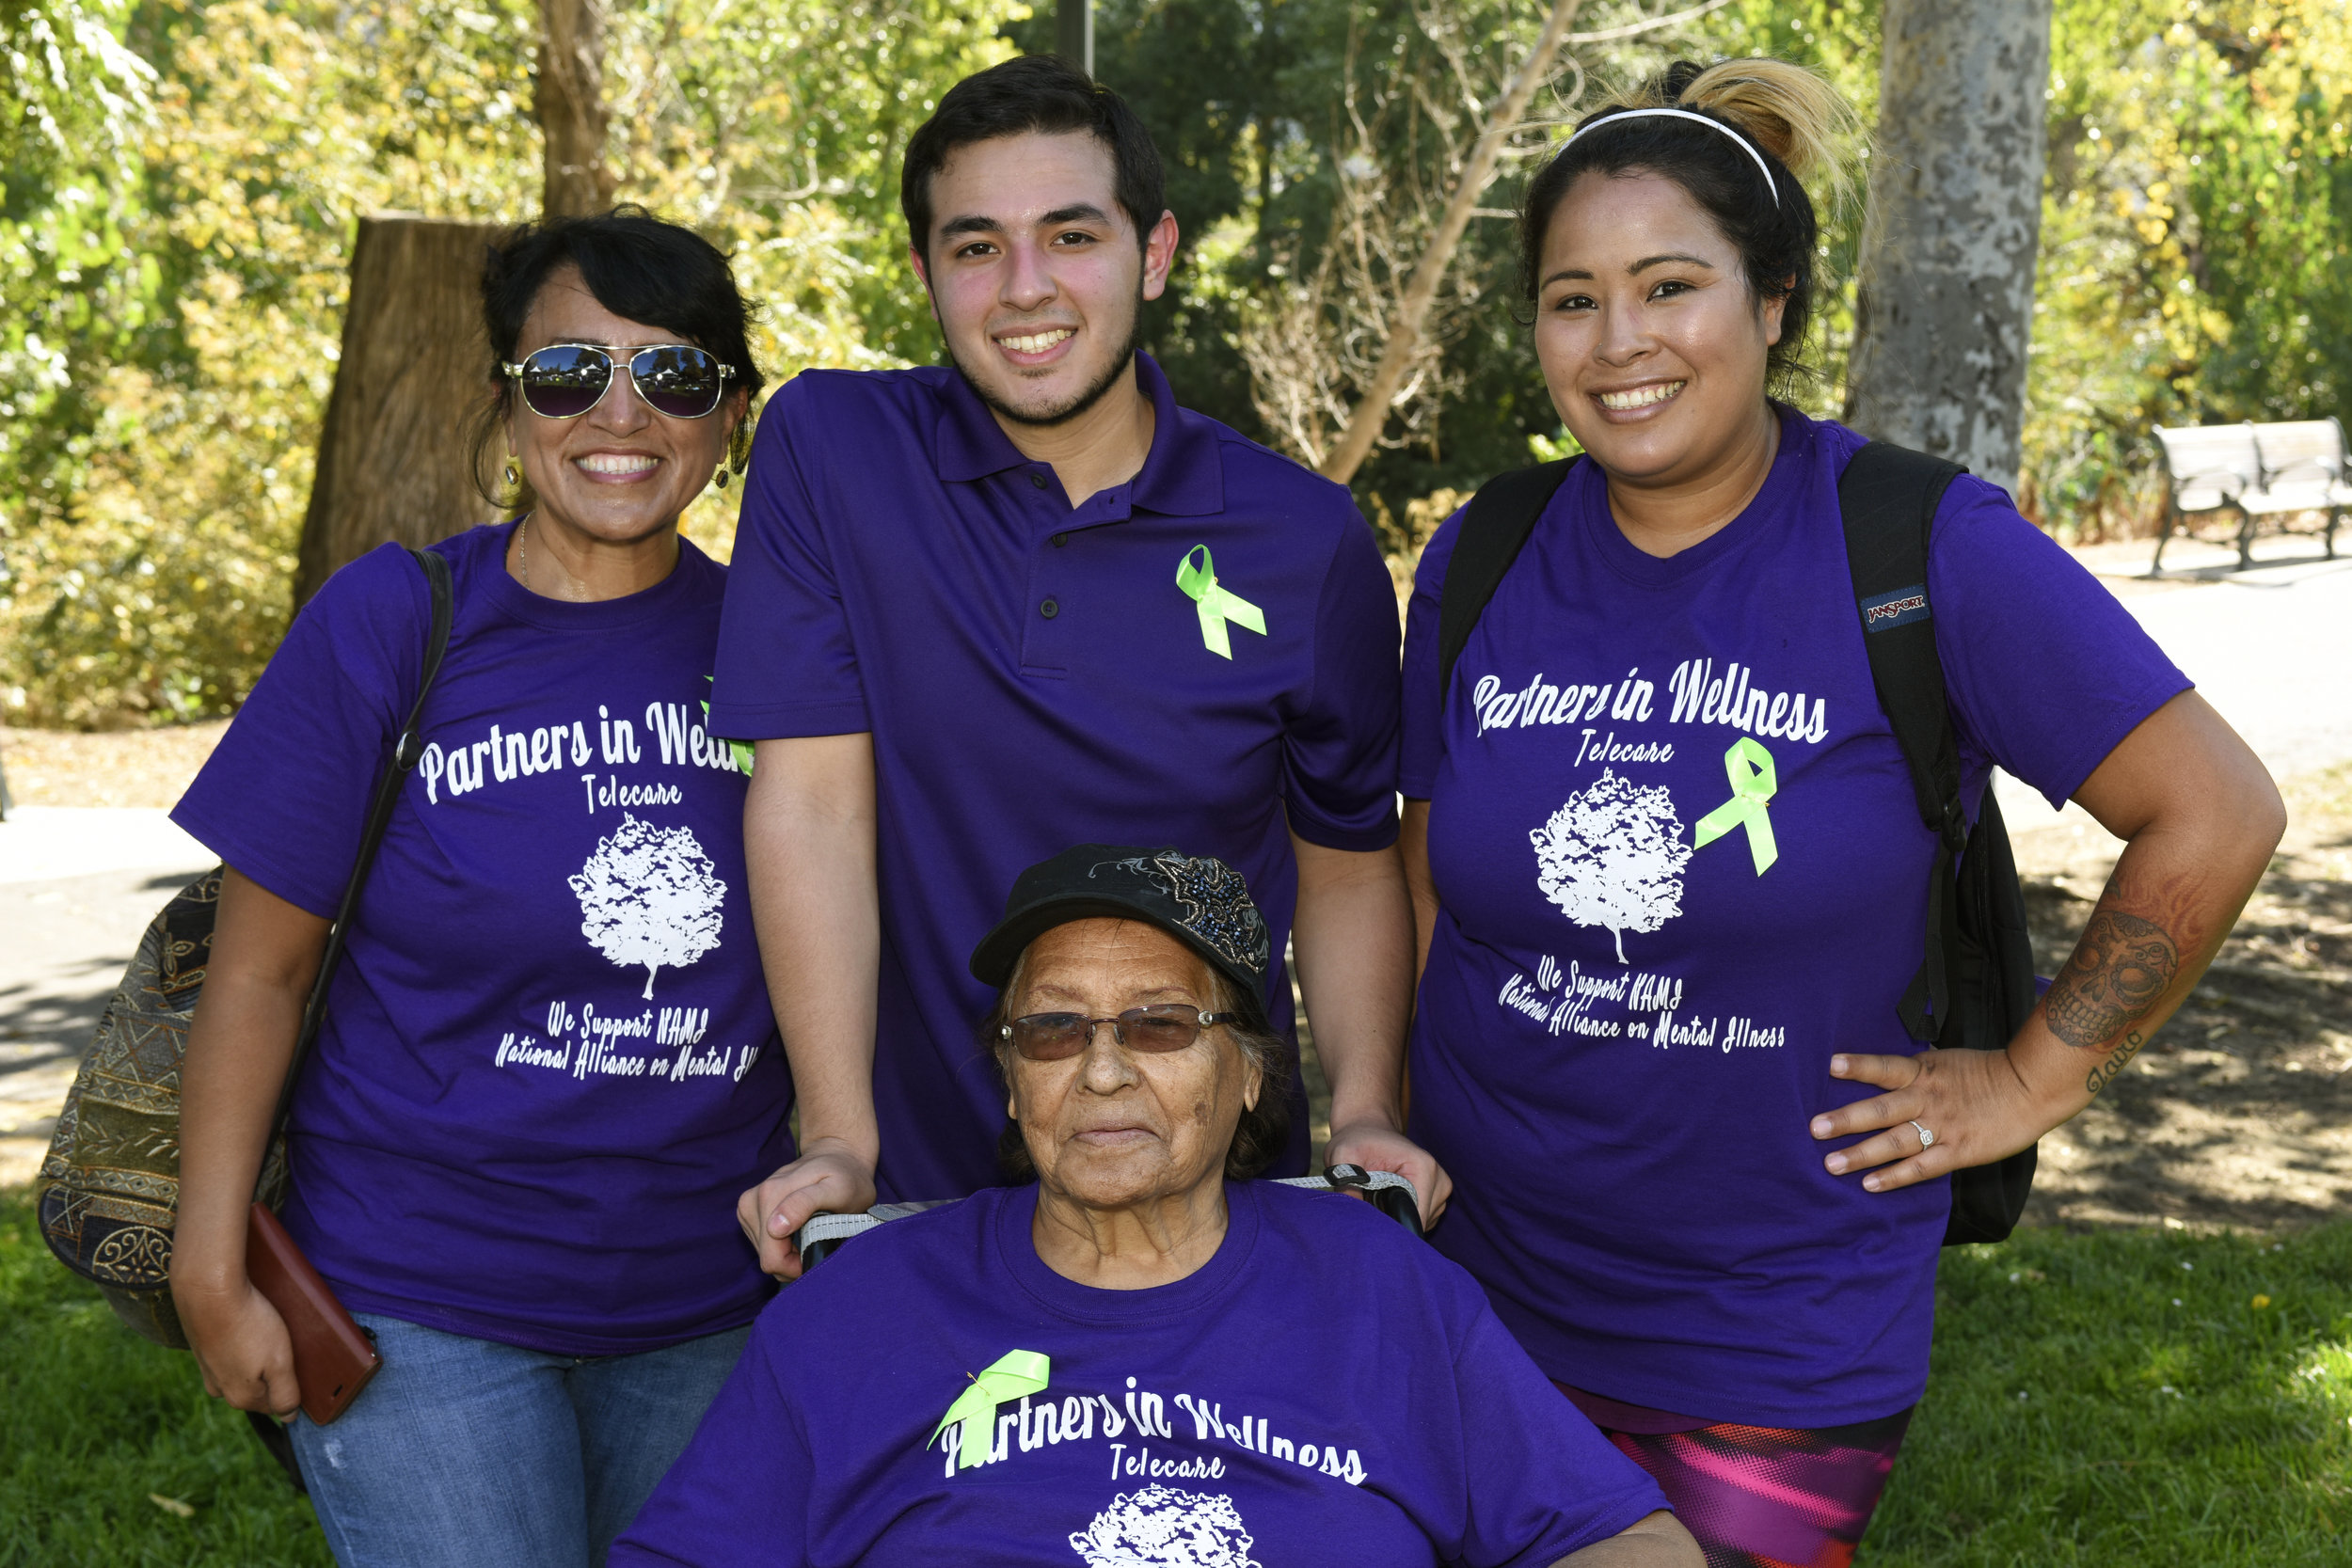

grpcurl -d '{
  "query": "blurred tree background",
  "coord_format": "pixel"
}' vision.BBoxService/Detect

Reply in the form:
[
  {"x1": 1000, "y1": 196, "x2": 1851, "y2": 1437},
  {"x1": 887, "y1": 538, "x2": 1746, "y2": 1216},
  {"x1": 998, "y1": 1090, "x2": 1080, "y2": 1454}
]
[
  {"x1": 0, "y1": 0, "x2": 2344, "y2": 728},
  {"x1": 0, "y1": 0, "x2": 1020, "y2": 726}
]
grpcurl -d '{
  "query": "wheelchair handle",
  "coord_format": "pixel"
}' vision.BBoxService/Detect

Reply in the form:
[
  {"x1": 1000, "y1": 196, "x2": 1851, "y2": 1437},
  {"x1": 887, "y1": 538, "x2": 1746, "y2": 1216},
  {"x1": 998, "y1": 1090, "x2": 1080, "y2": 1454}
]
[{"x1": 792, "y1": 1169, "x2": 1422, "y2": 1268}]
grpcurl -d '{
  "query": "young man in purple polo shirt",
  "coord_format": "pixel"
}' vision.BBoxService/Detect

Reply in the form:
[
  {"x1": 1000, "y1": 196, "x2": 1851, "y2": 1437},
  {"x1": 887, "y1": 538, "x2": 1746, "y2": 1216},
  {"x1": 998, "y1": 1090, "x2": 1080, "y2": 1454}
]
[{"x1": 709, "y1": 55, "x2": 1445, "y2": 1269}]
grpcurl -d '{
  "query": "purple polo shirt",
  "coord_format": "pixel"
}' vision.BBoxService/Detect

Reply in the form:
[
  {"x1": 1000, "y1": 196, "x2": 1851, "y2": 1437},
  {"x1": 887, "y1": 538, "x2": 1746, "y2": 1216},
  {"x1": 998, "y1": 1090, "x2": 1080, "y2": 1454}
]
[{"x1": 709, "y1": 354, "x2": 1401, "y2": 1200}]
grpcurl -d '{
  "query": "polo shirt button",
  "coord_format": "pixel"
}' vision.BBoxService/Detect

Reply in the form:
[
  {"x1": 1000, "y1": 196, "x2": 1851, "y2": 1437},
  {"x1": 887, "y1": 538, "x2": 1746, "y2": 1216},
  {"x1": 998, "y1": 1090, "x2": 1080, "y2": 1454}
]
[
  {"x1": 1028, "y1": 471, "x2": 1049, "y2": 489},
  {"x1": 1041, "y1": 597, "x2": 1059, "y2": 619},
  {"x1": 1052, "y1": 532, "x2": 1069, "y2": 547}
]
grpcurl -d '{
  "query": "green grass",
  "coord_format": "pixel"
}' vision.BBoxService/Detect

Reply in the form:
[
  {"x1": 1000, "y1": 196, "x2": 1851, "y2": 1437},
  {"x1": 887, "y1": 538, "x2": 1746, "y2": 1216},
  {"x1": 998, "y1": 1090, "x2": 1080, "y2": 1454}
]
[
  {"x1": 4, "y1": 1187, "x2": 2346, "y2": 1565},
  {"x1": 0, "y1": 1189, "x2": 330, "y2": 1568},
  {"x1": 1872, "y1": 1223, "x2": 2352, "y2": 1564}
]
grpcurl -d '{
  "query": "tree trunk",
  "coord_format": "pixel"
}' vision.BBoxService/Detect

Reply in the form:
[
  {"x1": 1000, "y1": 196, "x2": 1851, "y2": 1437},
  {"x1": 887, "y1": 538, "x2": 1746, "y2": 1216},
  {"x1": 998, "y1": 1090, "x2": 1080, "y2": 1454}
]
[
  {"x1": 1844, "y1": 0, "x2": 2053, "y2": 496},
  {"x1": 1056, "y1": 0, "x2": 1092, "y2": 76},
  {"x1": 294, "y1": 217, "x2": 512, "y2": 606},
  {"x1": 538, "y1": 0, "x2": 616, "y2": 216},
  {"x1": 1316, "y1": 0, "x2": 1585, "y2": 486}
]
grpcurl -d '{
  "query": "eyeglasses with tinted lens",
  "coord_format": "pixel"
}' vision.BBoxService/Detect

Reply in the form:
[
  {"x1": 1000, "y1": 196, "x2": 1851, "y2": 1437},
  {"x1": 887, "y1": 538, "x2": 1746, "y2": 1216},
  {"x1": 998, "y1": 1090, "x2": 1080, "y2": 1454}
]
[
  {"x1": 1002, "y1": 1006, "x2": 1240, "y2": 1062},
  {"x1": 501, "y1": 342, "x2": 736, "y2": 420}
]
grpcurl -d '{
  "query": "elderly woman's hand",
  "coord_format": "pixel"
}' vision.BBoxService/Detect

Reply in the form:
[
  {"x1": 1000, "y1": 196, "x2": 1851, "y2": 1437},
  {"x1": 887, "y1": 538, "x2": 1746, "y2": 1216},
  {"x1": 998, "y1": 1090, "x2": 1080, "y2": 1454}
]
[{"x1": 737, "y1": 1139, "x2": 878, "y2": 1280}]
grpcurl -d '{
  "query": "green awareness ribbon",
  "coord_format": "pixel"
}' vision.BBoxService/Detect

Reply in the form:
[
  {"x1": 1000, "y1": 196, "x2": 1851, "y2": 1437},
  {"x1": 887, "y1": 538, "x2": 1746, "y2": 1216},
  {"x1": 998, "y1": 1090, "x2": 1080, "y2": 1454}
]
[
  {"x1": 1692, "y1": 736, "x2": 1779, "y2": 874},
  {"x1": 697, "y1": 698, "x2": 756, "y2": 775},
  {"x1": 930, "y1": 1349, "x2": 1051, "y2": 1471},
  {"x1": 1175, "y1": 546, "x2": 1266, "y2": 659}
]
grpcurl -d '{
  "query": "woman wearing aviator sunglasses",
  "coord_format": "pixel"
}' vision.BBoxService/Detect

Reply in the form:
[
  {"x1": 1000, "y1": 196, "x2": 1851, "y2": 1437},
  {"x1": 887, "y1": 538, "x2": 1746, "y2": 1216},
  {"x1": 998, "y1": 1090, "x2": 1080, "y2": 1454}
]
[
  {"x1": 169, "y1": 209, "x2": 792, "y2": 1568},
  {"x1": 494, "y1": 286, "x2": 749, "y2": 599}
]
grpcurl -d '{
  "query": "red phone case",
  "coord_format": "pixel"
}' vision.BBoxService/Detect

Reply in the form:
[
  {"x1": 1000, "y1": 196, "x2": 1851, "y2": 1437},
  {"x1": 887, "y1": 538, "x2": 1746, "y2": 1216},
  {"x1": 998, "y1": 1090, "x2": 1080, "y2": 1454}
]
[{"x1": 245, "y1": 1202, "x2": 382, "y2": 1425}]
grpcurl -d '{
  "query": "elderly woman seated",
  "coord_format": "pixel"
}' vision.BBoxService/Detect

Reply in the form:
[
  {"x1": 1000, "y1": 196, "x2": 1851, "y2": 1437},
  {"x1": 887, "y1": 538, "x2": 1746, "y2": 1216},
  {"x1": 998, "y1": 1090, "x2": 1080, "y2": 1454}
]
[{"x1": 613, "y1": 845, "x2": 1697, "y2": 1568}]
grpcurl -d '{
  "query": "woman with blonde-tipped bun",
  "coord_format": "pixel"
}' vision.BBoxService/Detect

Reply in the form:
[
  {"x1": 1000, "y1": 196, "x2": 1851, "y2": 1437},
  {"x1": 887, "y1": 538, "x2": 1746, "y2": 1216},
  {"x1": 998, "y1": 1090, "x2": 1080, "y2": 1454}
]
[{"x1": 1398, "y1": 58, "x2": 2280, "y2": 1563}]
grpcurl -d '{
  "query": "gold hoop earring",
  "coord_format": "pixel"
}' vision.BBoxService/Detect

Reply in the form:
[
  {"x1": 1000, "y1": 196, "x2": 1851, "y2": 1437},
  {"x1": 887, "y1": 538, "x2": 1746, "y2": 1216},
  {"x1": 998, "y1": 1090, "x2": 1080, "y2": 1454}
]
[{"x1": 503, "y1": 456, "x2": 520, "y2": 489}]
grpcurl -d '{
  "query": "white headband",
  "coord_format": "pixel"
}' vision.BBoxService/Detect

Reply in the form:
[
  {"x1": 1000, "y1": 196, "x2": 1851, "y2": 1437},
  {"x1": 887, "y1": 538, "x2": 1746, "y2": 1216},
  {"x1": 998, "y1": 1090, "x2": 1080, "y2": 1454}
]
[{"x1": 1561, "y1": 107, "x2": 1779, "y2": 206}]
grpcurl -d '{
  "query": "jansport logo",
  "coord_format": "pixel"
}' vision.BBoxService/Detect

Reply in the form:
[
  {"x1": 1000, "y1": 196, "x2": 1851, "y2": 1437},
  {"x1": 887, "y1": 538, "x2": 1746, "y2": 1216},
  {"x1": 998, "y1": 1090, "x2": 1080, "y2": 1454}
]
[{"x1": 1861, "y1": 584, "x2": 1931, "y2": 632}]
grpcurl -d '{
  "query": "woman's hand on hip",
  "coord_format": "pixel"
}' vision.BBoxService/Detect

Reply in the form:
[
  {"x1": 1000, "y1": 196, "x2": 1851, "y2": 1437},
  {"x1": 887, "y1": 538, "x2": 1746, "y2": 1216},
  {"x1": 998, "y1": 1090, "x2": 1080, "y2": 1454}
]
[
  {"x1": 176, "y1": 1276, "x2": 301, "y2": 1418},
  {"x1": 737, "y1": 1136, "x2": 877, "y2": 1280},
  {"x1": 1807, "y1": 1047, "x2": 2067, "y2": 1193},
  {"x1": 1815, "y1": 694, "x2": 2285, "y2": 1196}
]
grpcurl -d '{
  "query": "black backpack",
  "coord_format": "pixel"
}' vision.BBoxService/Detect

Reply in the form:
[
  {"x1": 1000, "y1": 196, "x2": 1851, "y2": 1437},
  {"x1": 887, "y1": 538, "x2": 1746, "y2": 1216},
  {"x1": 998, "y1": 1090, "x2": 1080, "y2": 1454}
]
[{"x1": 1435, "y1": 445, "x2": 2036, "y2": 1246}]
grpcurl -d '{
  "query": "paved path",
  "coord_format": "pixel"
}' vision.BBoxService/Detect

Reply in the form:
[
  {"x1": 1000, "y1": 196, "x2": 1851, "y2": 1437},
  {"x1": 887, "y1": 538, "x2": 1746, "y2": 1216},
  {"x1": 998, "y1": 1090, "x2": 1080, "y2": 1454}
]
[
  {"x1": 3, "y1": 544, "x2": 2346, "y2": 1185},
  {"x1": 0, "y1": 810, "x2": 214, "y2": 1184},
  {"x1": 1995, "y1": 550, "x2": 2352, "y2": 839}
]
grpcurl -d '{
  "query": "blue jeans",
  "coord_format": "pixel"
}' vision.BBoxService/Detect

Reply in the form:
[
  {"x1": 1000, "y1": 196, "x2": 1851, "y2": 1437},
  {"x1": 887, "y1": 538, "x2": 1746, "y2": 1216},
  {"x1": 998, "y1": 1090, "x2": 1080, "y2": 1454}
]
[{"x1": 287, "y1": 1313, "x2": 751, "y2": 1568}]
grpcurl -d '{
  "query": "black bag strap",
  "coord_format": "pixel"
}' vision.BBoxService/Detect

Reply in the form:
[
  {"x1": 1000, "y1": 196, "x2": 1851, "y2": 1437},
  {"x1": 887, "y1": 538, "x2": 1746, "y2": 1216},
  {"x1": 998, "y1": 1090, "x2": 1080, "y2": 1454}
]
[
  {"x1": 263, "y1": 547, "x2": 454, "y2": 1145},
  {"x1": 1836, "y1": 442, "x2": 1968, "y2": 1042},
  {"x1": 1437, "y1": 458, "x2": 1579, "y2": 701}
]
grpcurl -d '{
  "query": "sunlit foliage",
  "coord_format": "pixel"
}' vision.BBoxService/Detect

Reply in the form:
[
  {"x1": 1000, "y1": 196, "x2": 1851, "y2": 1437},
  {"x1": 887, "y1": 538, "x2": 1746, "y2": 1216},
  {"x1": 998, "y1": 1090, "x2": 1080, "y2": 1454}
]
[
  {"x1": 1076, "y1": 0, "x2": 2345, "y2": 548},
  {"x1": 2026, "y1": 0, "x2": 2350, "y2": 536},
  {"x1": 1037, "y1": 0, "x2": 1887, "y2": 550},
  {"x1": 1, "y1": 0, "x2": 2344, "y2": 725},
  {"x1": 3, "y1": 0, "x2": 542, "y2": 726},
  {"x1": 0, "y1": 0, "x2": 158, "y2": 724},
  {"x1": 0, "y1": 0, "x2": 1019, "y2": 727}
]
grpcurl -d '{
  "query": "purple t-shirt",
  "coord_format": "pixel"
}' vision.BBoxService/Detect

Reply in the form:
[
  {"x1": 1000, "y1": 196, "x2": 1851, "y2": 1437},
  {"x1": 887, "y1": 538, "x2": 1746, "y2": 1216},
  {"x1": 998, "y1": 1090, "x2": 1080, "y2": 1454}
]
[
  {"x1": 1398, "y1": 413, "x2": 2188, "y2": 1425},
  {"x1": 707, "y1": 354, "x2": 1400, "y2": 1200},
  {"x1": 173, "y1": 526, "x2": 793, "y2": 1355},
  {"x1": 612, "y1": 1182, "x2": 1668, "y2": 1567}
]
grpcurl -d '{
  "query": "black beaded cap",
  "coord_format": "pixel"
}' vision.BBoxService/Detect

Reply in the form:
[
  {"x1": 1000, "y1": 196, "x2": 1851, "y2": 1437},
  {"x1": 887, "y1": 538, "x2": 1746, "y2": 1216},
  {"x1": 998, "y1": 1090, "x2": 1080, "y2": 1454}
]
[{"x1": 969, "y1": 844, "x2": 1273, "y2": 1005}]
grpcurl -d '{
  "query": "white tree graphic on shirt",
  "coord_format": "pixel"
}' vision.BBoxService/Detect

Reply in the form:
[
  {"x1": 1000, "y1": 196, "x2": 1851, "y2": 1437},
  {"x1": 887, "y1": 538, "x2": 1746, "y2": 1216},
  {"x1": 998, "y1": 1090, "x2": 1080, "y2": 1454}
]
[
  {"x1": 1531, "y1": 769, "x2": 1693, "y2": 964},
  {"x1": 568, "y1": 814, "x2": 725, "y2": 998},
  {"x1": 1069, "y1": 1485, "x2": 1262, "y2": 1568}
]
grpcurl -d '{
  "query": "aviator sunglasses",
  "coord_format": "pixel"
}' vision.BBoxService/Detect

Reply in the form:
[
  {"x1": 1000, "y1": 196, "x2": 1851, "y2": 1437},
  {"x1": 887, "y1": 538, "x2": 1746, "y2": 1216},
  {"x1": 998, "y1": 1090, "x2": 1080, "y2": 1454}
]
[
  {"x1": 502, "y1": 341, "x2": 737, "y2": 420},
  {"x1": 1002, "y1": 1006, "x2": 1241, "y2": 1063}
]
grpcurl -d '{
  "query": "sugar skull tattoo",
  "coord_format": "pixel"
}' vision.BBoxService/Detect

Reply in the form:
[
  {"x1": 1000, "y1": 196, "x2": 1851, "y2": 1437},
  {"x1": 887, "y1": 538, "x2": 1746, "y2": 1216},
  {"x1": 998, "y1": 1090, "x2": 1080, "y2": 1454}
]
[{"x1": 2045, "y1": 909, "x2": 2180, "y2": 1053}]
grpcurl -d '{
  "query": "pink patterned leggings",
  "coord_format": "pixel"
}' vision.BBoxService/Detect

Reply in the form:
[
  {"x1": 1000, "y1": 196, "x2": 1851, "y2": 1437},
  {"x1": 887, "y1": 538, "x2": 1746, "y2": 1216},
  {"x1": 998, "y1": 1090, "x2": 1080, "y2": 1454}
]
[{"x1": 1589, "y1": 1407, "x2": 1914, "y2": 1568}]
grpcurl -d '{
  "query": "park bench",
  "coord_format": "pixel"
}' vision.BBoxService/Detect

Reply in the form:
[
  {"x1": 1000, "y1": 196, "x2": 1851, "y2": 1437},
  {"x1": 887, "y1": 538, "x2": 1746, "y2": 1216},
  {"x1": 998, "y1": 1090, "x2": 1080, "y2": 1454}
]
[{"x1": 2150, "y1": 418, "x2": 2349, "y2": 572}]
